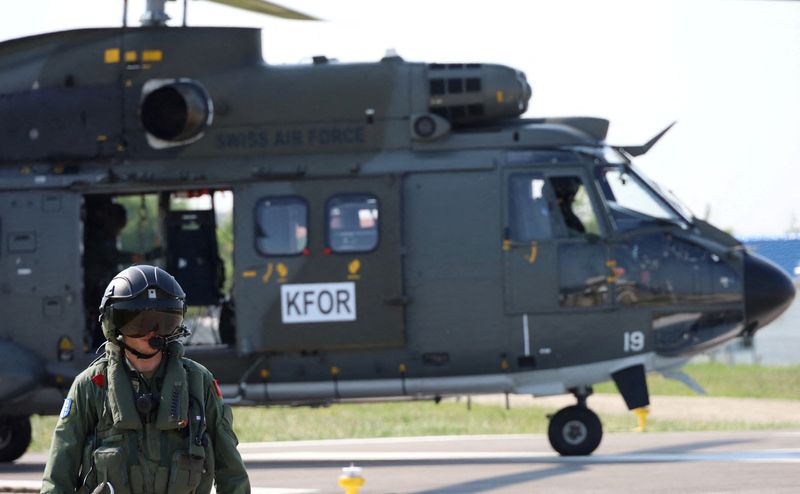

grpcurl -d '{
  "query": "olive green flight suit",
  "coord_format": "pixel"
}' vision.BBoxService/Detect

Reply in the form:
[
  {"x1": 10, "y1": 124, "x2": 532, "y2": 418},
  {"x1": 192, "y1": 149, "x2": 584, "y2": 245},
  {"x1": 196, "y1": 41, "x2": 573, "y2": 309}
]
[{"x1": 41, "y1": 342, "x2": 250, "y2": 494}]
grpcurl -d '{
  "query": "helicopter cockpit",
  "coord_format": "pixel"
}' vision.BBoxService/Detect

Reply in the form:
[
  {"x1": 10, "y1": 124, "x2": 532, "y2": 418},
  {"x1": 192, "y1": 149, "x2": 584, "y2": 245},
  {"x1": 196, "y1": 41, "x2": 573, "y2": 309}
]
[{"x1": 503, "y1": 146, "x2": 747, "y2": 356}]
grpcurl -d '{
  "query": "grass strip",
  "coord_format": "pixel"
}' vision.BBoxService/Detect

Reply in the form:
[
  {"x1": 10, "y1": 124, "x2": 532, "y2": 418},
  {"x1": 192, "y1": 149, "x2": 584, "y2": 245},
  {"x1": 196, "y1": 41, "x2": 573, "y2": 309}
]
[{"x1": 29, "y1": 400, "x2": 799, "y2": 452}]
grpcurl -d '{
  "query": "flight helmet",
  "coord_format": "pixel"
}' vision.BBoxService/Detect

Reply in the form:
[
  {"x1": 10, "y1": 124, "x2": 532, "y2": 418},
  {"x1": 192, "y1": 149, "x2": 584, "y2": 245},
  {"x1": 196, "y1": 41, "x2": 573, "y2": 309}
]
[{"x1": 99, "y1": 265, "x2": 186, "y2": 345}]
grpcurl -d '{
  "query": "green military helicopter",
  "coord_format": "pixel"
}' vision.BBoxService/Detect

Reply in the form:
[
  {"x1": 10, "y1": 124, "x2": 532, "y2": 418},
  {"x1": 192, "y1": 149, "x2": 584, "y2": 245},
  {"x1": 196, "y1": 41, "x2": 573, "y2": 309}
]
[{"x1": 0, "y1": 0, "x2": 795, "y2": 461}]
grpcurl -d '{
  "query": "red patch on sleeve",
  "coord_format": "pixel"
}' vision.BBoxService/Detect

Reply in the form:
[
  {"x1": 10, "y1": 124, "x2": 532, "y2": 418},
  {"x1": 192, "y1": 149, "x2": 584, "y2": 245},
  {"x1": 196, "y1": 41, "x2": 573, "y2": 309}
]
[
  {"x1": 213, "y1": 379, "x2": 222, "y2": 398},
  {"x1": 91, "y1": 374, "x2": 106, "y2": 388}
]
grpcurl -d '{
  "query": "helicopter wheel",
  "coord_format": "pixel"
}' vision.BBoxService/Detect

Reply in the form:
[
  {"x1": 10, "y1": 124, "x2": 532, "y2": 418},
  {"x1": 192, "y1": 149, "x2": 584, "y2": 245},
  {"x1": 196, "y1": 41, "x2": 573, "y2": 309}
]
[
  {"x1": 547, "y1": 405, "x2": 602, "y2": 456},
  {"x1": 0, "y1": 416, "x2": 32, "y2": 462}
]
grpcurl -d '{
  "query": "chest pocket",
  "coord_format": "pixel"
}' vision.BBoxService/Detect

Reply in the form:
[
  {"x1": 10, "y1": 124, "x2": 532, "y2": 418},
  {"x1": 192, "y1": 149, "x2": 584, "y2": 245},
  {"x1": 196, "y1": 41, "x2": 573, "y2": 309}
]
[
  {"x1": 168, "y1": 451, "x2": 206, "y2": 493},
  {"x1": 93, "y1": 445, "x2": 131, "y2": 494}
]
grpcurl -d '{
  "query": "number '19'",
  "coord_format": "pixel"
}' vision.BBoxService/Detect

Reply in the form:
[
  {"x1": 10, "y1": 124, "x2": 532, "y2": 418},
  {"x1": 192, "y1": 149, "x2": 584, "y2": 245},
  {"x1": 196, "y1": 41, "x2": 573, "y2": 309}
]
[{"x1": 624, "y1": 331, "x2": 645, "y2": 352}]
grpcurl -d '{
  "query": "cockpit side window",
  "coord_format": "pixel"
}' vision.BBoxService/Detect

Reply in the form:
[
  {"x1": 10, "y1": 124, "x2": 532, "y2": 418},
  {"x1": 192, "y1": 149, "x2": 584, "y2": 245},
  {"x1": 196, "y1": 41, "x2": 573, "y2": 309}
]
[
  {"x1": 597, "y1": 167, "x2": 684, "y2": 231},
  {"x1": 509, "y1": 173, "x2": 601, "y2": 240},
  {"x1": 508, "y1": 173, "x2": 555, "y2": 241},
  {"x1": 255, "y1": 196, "x2": 308, "y2": 256},
  {"x1": 549, "y1": 175, "x2": 601, "y2": 237}
]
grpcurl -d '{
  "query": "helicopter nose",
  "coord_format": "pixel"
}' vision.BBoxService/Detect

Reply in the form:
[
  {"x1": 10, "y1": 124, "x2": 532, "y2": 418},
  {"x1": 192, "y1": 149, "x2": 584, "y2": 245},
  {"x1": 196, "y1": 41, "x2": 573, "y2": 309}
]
[{"x1": 744, "y1": 253, "x2": 796, "y2": 332}]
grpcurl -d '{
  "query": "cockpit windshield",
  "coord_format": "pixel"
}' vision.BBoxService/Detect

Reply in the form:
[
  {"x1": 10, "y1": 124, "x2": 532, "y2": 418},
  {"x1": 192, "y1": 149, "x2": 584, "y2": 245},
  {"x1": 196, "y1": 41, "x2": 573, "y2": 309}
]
[
  {"x1": 595, "y1": 165, "x2": 690, "y2": 232},
  {"x1": 637, "y1": 169, "x2": 695, "y2": 221}
]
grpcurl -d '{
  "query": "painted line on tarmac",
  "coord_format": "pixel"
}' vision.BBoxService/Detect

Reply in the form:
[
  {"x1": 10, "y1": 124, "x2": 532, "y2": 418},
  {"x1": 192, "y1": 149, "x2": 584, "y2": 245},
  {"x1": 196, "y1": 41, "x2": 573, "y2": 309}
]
[
  {"x1": 0, "y1": 480, "x2": 317, "y2": 494},
  {"x1": 238, "y1": 434, "x2": 539, "y2": 449},
  {"x1": 242, "y1": 451, "x2": 552, "y2": 461},
  {"x1": 241, "y1": 449, "x2": 800, "y2": 464}
]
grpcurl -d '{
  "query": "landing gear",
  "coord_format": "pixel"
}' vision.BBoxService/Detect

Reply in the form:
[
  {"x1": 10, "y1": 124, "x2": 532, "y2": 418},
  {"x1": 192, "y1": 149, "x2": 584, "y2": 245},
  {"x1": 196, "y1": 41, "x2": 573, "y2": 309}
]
[
  {"x1": 0, "y1": 416, "x2": 32, "y2": 462},
  {"x1": 547, "y1": 387, "x2": 602, "y2": 456}
]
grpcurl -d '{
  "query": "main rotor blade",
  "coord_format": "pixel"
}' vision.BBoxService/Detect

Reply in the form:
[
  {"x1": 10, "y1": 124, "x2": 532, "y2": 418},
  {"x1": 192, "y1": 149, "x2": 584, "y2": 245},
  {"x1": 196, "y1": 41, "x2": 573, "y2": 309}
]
[{"x1": 203, "y1": 0, "x2": 320, "y2": 20}]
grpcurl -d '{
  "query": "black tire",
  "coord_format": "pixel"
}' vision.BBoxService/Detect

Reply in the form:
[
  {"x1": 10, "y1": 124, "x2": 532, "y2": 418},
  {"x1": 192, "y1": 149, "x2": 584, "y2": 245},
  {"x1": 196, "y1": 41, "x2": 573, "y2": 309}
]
[
  {"x1": 547, "y1": 405, "x2": 602, "y2": 456},
  {"x1": 0, "y1": 416, "x2": 32, "y2": 462}
]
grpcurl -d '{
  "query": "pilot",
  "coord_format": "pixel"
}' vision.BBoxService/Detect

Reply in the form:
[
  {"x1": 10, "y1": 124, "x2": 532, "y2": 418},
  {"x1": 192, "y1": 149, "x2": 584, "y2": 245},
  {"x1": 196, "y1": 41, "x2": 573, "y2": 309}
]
[
  {"x1": 42, "y1": 265, "x2": 250, "y2": 494},
  {"x1": 551, "y1": 176, "x2": 586, "y2": 235}
]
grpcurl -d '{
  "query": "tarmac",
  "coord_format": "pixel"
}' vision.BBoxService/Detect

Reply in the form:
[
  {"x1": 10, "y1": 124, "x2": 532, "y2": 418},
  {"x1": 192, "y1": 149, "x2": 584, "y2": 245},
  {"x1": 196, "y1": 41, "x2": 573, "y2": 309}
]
[
  {"x1": 3, "y1": 430, "x2": 799, "y2": 493},
  {"x1": 3, "y1": 394, "x2": 799, "y2": 492}
]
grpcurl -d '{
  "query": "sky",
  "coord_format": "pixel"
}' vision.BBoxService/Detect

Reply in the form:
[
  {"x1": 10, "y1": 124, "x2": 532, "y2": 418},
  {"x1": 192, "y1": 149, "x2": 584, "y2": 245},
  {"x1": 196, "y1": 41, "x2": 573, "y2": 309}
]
[{"x1": 1, "y1": 0, "x2": 799, "y2": 238}]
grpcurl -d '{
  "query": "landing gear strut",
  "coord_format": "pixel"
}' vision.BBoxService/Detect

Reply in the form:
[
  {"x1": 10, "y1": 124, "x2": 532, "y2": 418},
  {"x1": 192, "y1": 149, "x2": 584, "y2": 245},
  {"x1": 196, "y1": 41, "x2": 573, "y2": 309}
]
[
  {"x1": 0, "y1": 416, "x2": 32, "y2": 462},
  {"x1": 547, "y1": 387, "x2": 602, "y2": 456}
]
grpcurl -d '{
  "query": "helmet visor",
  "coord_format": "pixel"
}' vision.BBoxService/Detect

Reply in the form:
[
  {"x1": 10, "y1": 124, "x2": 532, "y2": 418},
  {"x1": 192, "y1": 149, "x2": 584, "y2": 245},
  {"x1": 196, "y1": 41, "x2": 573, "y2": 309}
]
[{"x1": 108, "y1": 299, "x2": 185, "y2": 338}]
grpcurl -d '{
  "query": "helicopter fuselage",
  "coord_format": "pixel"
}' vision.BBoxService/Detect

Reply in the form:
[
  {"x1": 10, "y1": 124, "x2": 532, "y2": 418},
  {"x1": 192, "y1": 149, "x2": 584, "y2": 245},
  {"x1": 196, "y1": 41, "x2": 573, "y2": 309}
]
[{"x1": 0, "y1": 26, "x2": 794, "y2": 458}]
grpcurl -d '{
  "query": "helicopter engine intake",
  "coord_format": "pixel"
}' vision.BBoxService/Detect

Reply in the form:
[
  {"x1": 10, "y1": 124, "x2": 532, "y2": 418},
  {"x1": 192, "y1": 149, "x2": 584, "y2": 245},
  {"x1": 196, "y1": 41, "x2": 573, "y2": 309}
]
[
  {"x1": 427, "y1": 63, "x2": 531, "y2": 126},
  {"x1": 140, "y1": 80, "x2": 213, "y2": 145}
]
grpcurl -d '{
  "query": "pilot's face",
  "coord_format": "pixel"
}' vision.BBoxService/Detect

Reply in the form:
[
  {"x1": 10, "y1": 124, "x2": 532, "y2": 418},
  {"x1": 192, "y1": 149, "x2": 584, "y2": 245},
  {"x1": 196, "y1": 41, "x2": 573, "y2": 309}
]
[{"x1": 123, "y1": 331, "x2": 158, "y2": 354}]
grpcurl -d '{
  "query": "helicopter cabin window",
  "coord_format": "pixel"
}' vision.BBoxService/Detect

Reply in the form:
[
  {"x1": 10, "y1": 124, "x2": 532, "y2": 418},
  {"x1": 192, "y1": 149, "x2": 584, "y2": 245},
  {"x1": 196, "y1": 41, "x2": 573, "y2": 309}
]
[
  {"x1": 255, "y1": 197, "x2": 308, "y2": 256},
  {"x1": 327, "y1": 194, "x2": 379, "y2": 253},
  {"x1": 508, "y1": 173, "x2": 555, "y2": 240},
  {"x1": 596, "y1": 167, "x2": 684, "y2": 232}
]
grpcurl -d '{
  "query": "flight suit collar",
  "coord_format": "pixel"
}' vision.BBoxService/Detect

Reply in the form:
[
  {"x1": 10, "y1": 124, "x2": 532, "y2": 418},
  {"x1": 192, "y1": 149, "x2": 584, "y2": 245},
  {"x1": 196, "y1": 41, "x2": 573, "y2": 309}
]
[
  {"x1": 106, "y1": 350, "x2": 143, "y2": 430},
  {"x1": 154, "y1": 351, "x2": 190, "y2": 431},
  {"x1": 106, "y1": 348, "x2": 189, "y2": 431}
]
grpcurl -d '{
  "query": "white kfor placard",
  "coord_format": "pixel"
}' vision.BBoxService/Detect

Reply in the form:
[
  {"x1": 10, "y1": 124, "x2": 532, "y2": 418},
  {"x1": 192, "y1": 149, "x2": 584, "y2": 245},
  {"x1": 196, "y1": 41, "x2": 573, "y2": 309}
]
[{"x1": 281, "y1": 282, "x2": 357, "y2": 324}]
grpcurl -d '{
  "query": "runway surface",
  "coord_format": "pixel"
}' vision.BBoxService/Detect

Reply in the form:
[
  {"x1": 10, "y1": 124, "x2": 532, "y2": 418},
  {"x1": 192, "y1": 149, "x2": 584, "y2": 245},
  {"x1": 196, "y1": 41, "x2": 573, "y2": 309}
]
[{"x1": 3, "y1": 430, "x2": 799, "y2": 493}]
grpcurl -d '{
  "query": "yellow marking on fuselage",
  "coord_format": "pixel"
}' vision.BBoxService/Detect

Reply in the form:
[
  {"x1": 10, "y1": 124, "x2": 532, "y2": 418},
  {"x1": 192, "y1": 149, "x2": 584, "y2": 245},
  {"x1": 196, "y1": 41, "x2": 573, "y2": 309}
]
[
  {"x1": 58, "y1": 337, "x2": 74, "y2": 351},
  {"x1": 104, "y1": 48, "x2": 120, "y2": 64},
  {"x1": 142, "y1": 50, "x2": 163, "y2": 62},
  {"x1": 526, "y1": 241, "x2": 538, "y2": 264},
  {"x1": 262, "y1": 263, "x2": 274, "y2": 283}
]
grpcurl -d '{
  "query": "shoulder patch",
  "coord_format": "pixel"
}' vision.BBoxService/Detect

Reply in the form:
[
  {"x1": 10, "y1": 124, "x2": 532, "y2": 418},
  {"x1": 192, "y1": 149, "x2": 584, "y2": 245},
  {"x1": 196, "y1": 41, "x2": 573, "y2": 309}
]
[
  {"x1": 213, "y1": 379, "x2": 222, "y2": 398},
  {"x1": 91, "y1": 374, "x2": 106, "y2": 387},
  {"x1": 60, "y1": 398, "x2": 73, "y2": 419}
]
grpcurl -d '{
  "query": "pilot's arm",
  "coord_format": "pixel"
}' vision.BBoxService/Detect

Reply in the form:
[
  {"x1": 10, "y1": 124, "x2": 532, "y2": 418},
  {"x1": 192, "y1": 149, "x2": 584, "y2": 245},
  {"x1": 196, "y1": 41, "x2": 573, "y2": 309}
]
[
  {"x1": 41, "y1": 374, "x2": 96, "y2": 493},
  {"x1": 204, "y1": 376, "x2": 251, "y2": 494}
]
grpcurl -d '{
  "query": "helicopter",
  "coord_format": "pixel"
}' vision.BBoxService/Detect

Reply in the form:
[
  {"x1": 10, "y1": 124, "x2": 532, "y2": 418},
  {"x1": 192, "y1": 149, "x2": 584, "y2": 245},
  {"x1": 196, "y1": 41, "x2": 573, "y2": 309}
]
[{"x1": 0, "y1": 0, "x2": 795, "y2": 461}]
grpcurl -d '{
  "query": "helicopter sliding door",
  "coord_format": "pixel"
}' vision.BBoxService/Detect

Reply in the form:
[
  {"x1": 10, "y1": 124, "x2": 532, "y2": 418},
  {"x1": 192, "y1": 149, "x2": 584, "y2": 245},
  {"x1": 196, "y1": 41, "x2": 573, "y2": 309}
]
[
  {"x1": 233, "y1": 176, "x2": 404, "y2": 353},
  {"x1": 503, "y1": 167, "x2": 609, "y2": 314}
]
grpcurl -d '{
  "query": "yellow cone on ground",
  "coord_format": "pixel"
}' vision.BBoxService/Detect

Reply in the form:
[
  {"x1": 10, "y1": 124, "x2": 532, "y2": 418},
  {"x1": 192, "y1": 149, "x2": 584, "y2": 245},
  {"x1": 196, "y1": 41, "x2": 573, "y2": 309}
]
[{"x1": 339, "y1": 464, "x2": 365, "y2": 494}]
